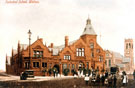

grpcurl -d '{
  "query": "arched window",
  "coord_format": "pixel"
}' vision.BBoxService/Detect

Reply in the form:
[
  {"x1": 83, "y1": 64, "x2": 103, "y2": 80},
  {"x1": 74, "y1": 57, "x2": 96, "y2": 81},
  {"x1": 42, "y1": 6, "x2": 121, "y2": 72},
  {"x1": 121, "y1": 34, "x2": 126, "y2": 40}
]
[
  {"x1": 90, "y1": 43, "x2": 94, "y2": 49},
  {"x1": 129, "y1": 43, "x2": 131, "y2": 48},
  {"x1": 126, "y1": 43, "x2": 128, "y2": 49}
]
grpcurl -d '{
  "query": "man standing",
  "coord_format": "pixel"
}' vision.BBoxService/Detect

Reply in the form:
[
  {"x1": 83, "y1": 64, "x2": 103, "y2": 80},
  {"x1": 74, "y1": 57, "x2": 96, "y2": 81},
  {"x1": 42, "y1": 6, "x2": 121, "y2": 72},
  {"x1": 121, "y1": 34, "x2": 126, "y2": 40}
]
[
  {"x1": 84, "y1": 74, "x2": 89, "y2": 86},
  {"x1": 105, "y1": 70, "x2": 108, "y2": 79},
  {"x1": 133, "y1": 70, "x2": 135, "y2": 80},
  {"x1": 101, "y1": 74, "x2": 105, "y2": 86},
  {"x1": 113, "y1": 75, "x2": 117, "y2": 88}
]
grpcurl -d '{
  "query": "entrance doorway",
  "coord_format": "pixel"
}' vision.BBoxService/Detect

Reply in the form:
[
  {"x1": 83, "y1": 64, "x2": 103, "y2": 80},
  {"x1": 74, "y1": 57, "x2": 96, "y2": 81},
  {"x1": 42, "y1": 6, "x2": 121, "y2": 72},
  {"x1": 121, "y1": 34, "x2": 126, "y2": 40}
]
[
  {"x1": 79, "y1": 61, "x2": 85, "y2": 69},
  {"x1": 53, "y1": 64, "x2": 60, "y2": 73}
]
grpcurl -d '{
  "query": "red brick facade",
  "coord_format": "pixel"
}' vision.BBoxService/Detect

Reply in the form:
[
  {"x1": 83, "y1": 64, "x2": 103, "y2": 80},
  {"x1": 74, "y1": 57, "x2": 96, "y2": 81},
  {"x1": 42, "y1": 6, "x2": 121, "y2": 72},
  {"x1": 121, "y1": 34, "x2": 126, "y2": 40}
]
[{"x1": 6, "y1": 18, "x2": 105, "y2": 76}]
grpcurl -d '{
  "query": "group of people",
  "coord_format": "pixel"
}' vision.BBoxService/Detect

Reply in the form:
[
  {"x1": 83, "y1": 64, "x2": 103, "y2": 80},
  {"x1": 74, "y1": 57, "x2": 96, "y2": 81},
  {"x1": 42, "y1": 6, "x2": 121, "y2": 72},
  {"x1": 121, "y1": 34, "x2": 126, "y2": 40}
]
[
  {"x1": 84, "y1": 71, "x2": 117, "y2": 87},
  {"x1": 84, "y1": 70, "x2": 129, "y2": 87}
]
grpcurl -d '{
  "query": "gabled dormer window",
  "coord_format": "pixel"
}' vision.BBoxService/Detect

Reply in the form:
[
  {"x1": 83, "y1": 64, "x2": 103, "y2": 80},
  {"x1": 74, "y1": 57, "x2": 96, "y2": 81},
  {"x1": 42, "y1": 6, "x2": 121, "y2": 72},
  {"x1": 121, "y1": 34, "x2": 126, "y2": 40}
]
[
  {"x1": 76, "y1": 48, "x2": 84, "y2": 56},
  {"x1": 64, "y1": 55, "x2": 71, "y2": 60}
]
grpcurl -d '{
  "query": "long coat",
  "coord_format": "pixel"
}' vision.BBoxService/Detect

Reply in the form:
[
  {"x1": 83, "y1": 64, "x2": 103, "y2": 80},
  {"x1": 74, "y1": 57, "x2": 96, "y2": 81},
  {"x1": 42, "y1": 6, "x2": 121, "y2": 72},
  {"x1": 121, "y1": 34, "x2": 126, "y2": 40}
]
[{"x1": 123, "y1": 75, "x2": 128, "y2": 83}]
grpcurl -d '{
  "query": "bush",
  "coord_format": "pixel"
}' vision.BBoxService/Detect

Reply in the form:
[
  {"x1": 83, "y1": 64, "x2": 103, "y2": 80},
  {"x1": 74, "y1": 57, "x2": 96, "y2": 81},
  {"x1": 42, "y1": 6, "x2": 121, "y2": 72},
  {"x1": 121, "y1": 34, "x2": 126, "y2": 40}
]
[
  {"x1": 83, "y1": 68, "x2": 91, "y2": 76},
  {"x1": 48, "y1": 68, "x2": 52, "y2": 76},
  {"x1": 71, "y1": 69, "x2": 77, "y2": 75},
  {"x1": 42, "y1": 68, "x2": 47, "y2": 76},
  {"x1": 63, "y1": 68, "x2": 69, "y2": 76}
]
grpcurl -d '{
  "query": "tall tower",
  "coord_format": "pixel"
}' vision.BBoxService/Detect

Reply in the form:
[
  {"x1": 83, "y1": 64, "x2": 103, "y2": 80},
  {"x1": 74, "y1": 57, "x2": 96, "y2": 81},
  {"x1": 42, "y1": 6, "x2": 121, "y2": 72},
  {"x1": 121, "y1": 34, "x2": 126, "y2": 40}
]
[{"x1": 124, "y1": 39, "x2": 134, "y2": 71}]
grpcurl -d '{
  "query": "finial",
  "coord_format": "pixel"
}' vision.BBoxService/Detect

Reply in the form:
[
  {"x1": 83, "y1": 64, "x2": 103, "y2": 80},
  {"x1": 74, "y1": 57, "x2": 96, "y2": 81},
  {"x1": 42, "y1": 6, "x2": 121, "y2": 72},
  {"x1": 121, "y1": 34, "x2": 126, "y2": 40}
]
[
  {"x1": 12, "y1": 47, "x2": 14, "y2": 57},
  {"x1": 86, "y1": 14, "x2": 91, "y2": 25},
  {"x1": 6, "y1": 53, "x2": 8, "y2": 63}
]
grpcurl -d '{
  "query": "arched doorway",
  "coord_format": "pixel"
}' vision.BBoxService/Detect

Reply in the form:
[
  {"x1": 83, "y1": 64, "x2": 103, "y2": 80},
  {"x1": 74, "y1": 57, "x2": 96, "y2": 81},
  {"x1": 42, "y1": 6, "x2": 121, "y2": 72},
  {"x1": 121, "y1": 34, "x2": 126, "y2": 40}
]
[
  {"x1": 53, "y1": 64, "x2": 60, "y2": 73},
  {"x1": 78, "y1": 61, "x2": 85, "y2": 69}
]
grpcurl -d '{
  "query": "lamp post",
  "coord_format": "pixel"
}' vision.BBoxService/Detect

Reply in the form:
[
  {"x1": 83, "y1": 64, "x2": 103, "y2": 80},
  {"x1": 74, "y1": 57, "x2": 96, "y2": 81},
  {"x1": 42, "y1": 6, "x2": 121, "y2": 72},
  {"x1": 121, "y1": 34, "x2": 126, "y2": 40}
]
[
  {"x1": 28, "y1": 29, "x2": 32, "y2": 69},
  {"x1": 59, "y1": 59, "x2": 62, "y2": 77}
]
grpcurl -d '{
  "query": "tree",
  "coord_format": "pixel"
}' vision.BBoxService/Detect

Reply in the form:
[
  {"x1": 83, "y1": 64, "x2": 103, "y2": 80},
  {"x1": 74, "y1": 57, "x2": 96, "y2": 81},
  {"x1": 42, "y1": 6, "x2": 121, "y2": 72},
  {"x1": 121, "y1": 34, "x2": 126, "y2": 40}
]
[
  {"x1": 48, "y1": 68, "x2": 52, "y2": 76},
  {"x1": 42, "y1": 68, "x2": 47, "y2": 76},
  {"x1": 63, "y1": 68, "x2": 69, "y2": 76},
  {"x1": 71, "y1": 69, "x2": 77, "y2": 75}
]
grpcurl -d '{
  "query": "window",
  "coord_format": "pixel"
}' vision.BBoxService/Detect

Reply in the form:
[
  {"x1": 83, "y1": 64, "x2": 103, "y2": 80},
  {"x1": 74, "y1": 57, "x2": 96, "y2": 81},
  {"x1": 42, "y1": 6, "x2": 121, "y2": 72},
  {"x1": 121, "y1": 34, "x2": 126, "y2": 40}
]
[
  {"x1": 129, "y1": 43, "x2": 131, "y2": 48},
  {"x1": 33, "y1": 62, "x2": 39, "y2": 68},
  {"x1": 25, "y1": 62, "x2": 29, "y2": 69},
  {"x1": 106, "y1": 53, "x2": 109, "y2": 56},
  {"x1": 126, "y1": 43, "x2": 128, "y2": 49},
  {"x1": 90, "y1": 43, "x2": 94, "y2": 49},
  {"x1": 42, "y1": 62, "x2": 47, "y2": 68},
  {"x1": 64, "y1": 55, "x2": 71, "y2": 60},
  {"x1": 76, "y1": 48, "x2": 84, "y2": 56},
  {"x1": 99, "y1": 56, "x2": 102, "y2": 62},
  {"x1": 91, "y1": 51, "x2": 94, "y2": 58},
  {"x1": 33, "y1": 50, "x2": 43, "y2": 58},
  {"x1": 105, "y1": 60, "x2": 107, "y2": 66},
  {"x1": 62, "y1": 64, "x2": 67, "y2": 71},
  {"x1": 72, "y1": 64, "x2": 75, "y2": 69},
  {"x1": 109, "y1": 60, "x2": 111, "y2": 67}
]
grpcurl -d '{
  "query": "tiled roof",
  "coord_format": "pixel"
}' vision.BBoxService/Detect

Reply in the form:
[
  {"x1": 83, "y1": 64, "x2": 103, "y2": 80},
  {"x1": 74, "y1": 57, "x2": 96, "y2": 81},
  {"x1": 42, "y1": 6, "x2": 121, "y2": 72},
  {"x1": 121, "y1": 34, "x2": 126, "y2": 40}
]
[
  {"x1": 7, "y1": 56, "x2": 11, "y2": 65},
  {"x1": 13, "y1": 49, "x2": 17, "y2": 55},
  {"x1": 122, "y1": 58, "x2": 130, "y2": 63},
  {"x1": 82, "y1": 18, "x2": 96, "y2": 36},
  {"x1": 116, "y1": 64, "x2": 125, "y2": 68},
  {"x1": 49, "y1": 40, "x2": 77, "y2": 55},
  {"x1": 20, "y1": 44, "x2": 28, "y2": 50}
]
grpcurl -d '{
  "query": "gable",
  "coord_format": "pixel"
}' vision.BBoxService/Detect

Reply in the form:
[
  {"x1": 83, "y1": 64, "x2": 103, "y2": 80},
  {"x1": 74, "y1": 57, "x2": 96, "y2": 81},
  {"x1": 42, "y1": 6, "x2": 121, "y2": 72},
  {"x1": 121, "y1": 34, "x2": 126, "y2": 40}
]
[
  {"x1": 60, "y1": 47, "x2": 73, "y2": 55},
  {"x1": 33, "y1": 45, "x2": 42, "y2": 49},
  {"x1": 73, "y1": 38, "x2": 87, "y2": 48}
]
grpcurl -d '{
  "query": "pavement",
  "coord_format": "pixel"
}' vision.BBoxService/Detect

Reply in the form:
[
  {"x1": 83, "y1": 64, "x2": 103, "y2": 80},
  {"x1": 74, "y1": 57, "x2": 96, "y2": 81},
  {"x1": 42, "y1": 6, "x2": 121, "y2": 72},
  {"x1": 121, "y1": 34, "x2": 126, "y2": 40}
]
[
  {"x1": 1, "y1": 72, "x2": 135, "y2": 88},
  {"x1": 0, "y1": 72, "x2": 76, "y2": 82}
]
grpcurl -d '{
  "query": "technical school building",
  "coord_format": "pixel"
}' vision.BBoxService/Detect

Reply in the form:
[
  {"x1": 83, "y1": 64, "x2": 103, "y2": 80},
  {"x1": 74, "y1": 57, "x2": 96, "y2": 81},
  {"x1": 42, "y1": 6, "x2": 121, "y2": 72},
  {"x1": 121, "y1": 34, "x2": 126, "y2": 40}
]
[{"x1": 6, "y1": 18, "x2": 105, "y2": 76}]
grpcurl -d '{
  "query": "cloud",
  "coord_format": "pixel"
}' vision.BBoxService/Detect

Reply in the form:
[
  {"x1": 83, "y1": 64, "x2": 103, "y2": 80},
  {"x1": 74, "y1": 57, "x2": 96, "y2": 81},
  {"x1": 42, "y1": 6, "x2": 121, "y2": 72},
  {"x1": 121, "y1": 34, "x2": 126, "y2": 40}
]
[{"x1": 1, "y1": 0, "x2": 135, "y2": 70}]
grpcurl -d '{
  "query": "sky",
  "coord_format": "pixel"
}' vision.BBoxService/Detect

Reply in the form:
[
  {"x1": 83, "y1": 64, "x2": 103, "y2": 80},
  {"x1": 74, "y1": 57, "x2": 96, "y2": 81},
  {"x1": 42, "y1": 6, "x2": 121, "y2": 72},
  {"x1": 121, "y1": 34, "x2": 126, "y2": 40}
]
[{"x1": 0, "y1": 0, "x2": 135, "y2": 71}]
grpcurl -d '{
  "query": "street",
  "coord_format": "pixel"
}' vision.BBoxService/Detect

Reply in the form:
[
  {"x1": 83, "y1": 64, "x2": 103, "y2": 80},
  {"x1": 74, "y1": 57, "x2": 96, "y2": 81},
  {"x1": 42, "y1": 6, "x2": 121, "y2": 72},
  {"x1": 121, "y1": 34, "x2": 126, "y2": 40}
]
[{"x1": 0, "y1": 72, "x2": 135, "y2": 88}]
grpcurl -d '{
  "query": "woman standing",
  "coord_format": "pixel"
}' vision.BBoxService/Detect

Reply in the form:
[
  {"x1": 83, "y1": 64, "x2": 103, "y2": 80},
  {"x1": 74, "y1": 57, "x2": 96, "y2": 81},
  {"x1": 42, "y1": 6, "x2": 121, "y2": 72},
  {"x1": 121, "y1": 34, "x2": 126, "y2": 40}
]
[{"x1": 122, "y1": 73, "x2": 128, "y2": 86}]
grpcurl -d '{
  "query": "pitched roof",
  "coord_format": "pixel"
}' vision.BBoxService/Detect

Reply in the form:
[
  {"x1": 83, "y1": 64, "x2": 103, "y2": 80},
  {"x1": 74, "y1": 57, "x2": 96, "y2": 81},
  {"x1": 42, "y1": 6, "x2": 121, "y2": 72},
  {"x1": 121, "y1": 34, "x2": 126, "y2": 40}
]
[
  {"x1": 6, "y1": 56, "x2": 11, "y2": 65},
  {"x1": 82, "y1": 18, "x2": 96, "y2": 36},
  {"x1": 116, "y1": 64, "x2": 125, "y2": 68},
  {"x1": 20, "y1": 44, "x2": 28, "y2": 50},
  {"x1": 48, "y1": 40, "x2": 77, "y2": 55},
  {"x1": 122, "y1": 58, "x2": 130, "y2": 63}
]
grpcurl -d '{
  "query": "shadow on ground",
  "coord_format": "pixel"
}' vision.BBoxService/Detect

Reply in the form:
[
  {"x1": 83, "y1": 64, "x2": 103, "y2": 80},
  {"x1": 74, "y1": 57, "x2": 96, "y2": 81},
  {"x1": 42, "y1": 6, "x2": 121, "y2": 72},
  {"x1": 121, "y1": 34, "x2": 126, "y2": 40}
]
[{"x1": 0, "y1": 78, "x2": 135, "y2": 88}]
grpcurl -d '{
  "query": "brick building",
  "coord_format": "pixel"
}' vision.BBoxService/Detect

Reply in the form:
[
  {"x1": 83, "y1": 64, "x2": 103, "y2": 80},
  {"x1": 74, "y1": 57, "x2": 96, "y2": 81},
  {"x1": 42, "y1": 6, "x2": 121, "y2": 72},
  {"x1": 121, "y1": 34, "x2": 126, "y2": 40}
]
[
  {"x1": 6, "y1": 18, "x2": 105, "y2": 76},
  {"x1": 105, "y1": 39, "x2": 134, "y2": 73},
  {"x1": 105, "y1": 50, "x2": 124, "y2": 72},
  {"x1": 124, "y1": 39, "x2": 134, "y2": 72}
]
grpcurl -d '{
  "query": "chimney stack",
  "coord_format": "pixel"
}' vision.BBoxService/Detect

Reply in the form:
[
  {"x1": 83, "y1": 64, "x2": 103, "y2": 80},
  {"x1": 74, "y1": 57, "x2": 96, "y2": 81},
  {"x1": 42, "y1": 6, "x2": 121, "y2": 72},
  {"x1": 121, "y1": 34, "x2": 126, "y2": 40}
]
[
  {"x1": 65, "y1": 36, "x2": 69, "y2": 47},
  {"x1": 51, "y1": 43, "x2": 53, "y2": 48}
]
